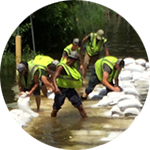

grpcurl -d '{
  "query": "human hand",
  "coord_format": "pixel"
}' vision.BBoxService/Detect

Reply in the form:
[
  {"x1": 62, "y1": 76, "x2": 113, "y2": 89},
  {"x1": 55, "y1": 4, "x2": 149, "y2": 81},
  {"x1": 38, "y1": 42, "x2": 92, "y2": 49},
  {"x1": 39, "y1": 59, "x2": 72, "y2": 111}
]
[
  {"x1": 54, "y1": 87, "x2": 62, "y2": 95},
  {"x1": 113, "y1": 86, "x2": 121, "y2": 92}
]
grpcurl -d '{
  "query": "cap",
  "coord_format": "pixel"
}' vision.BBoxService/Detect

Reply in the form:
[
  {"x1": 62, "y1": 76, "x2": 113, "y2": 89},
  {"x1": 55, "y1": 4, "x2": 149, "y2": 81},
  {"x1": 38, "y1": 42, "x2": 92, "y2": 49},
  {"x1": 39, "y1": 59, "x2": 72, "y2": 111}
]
[
  {"x1": 16, "y1": 63, "x2": 26, "y2": 72},
  {"x1": 52, "y1": 59, "x2": 59, "y2": 66},
  {"x1": 96, "y1": 29, "x2": 104, "y2": 40},
  {"x1": 68, "y1": 51, "x2": 79, "y2": 60},
  {"x1": 117, "y1": 59, "x2": 125, "y2": 68},
  {"x1": 73, "y1": 38, "x2": 80, "y2": 46}
]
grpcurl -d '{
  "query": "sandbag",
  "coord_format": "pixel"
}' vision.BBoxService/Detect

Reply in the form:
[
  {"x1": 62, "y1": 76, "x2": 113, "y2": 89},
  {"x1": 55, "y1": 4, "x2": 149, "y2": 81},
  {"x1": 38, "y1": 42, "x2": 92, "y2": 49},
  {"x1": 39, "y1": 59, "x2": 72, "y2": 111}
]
[
  {"x1": 124, "y1": 57, "x2": 135, "y2": 66},
  {"x1": 90, "y1": 96, "x2": 112, "y2": 107},
  {"x1": 10, "y1": 109, "x2": 31, "y2": 127},
  {"x1": 110, "y1": 105, "x2": 123, "y2": 116},
  {"x1": 117, "y1": 99, "x2": 142, "y2": 111},
  {"x1": 18, "y1": 96, "x2": 39, "y2": 118},
  {"x1": 119, "y1": 81, "x2": 135, "y2": 89},
  {"x1": 119, "y1": 70, "x2": 132, "y2": 81},
  {"x1": 124, "y1": 64, "x2": 145, "y2": 72},
  {"x1": 135, "y1": 58, "x2": 146, "y2": 67},
  {"x1": 47, "y1": 90, "x2": 55, "y2": 100},
  {"x1": 123, "y1": 87, "x2": 139, "y2": 96},
  {"x1": 123, "y1": 107, "x2": 140, "y2": 116}
]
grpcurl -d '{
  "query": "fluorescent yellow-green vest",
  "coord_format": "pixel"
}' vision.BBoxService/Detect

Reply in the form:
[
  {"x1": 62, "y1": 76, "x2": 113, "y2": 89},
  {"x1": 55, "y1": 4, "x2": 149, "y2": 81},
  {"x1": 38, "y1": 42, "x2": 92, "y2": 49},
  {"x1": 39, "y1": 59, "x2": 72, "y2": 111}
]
[
  {"x1": 56, "y1": 63, "x2": 82, "y2": 88},
  {"x1": 31, "y1": 55, "x2": 54, "y2": 71},
  {"x1": 95, "y1": 56, "x2": 119, "y2": 82},
  {"x1": 86, "y1": 33, "x2": 107, "y2": 56},
  {"x1": 17, "y1": 62, "x2": 41, "y2": 90},
  {"x1": 60, "y1": 44, "x2": 80, "y2": 68}
]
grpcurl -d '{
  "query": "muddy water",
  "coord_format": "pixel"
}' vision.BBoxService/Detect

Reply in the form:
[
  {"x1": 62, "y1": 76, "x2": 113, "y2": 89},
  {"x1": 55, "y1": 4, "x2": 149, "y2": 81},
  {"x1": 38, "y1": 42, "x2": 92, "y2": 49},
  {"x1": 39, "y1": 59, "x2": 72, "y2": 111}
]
[
  {"x1": 3, "y1": 14, "x2": 147, "y2": 149},
  {"x1": 20, "y1": 79, "x2": 134, "y2": 150}
]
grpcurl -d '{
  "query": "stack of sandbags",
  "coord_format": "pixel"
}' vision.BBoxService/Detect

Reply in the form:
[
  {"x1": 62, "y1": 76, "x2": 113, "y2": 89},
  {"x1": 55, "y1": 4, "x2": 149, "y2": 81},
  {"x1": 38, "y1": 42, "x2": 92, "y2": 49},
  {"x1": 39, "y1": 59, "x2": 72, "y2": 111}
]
[
  {"x1": 122, "y1": 57, "x2": 150, "y2": 102},
  {"x1": 10, "y1": 92, "x2": 39, "y2": 127},
  {"x1": 90, "y1": 57, "x2": 149, "y2": 118}
]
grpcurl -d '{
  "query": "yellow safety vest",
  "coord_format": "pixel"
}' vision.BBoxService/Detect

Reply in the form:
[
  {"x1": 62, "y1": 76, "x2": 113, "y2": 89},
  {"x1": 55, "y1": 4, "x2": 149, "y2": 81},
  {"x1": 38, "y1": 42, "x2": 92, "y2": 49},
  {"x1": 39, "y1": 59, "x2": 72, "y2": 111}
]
[
  {"x1": 56, "y1": 62, "x2": 82, "y2": 88},
  {"x1": 31, "y1": 55, "x2": 54, "y2": 70},
  {"x1": 86, "y1": 33, "x2": 107, "y2": 56},
  {"x1": 60, "y1": 44, "x2": 80, "y2": 68},
  {"x1": 17, "y1": 62, "x2": 41, "y2": 90},
  {"x1": 95, "y1": 56, "x2": 119, "y2": 82}
]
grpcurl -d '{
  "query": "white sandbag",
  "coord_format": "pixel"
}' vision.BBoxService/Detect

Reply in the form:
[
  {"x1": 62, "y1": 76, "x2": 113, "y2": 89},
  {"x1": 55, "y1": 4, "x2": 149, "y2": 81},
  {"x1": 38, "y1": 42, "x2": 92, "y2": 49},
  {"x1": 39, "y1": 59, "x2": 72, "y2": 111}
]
[
  {"x1": 124, "y1": 57, "x2": 135, "y2": 66},
  {"x1": 135, "y1": 58, "x2": 146, "y2": 67},
  {"x1": 118, "y1": 94, "x2": 137, "y2": 101},
  {"x1": 90, "y1": 96, "x2": 112, "y2": 107},
  {"x1": 107, "y1": 91, "x2": 124, "y2": 99},
  {"x1": 10, "y1": 109, "x2": 29, "y2": 127},
  {"x1": 110, "y1": 94, "x2": 137, "y2": 105},
  {"x1": 107, "y1": 92, "x2": 125, "y2": 105},
  {"x1": 110, "y1": 105, "x2": 123, "y2": 116},
  {"x1": 18, "y1": 96, "x2": 39, "y2": 118},
  {"x1": 47, "y1": 90, "x2": 55, "y2": 100},
  {"x1": 119, "y1": 81, "x2": 135, "y2": 89},
  {"x1": 145, "y1": 62, "x2": 150, "y2": 68},
  {"x1": 141, "y1": 71, "x2": 150, "y2": 80},
  {"x1": 134, "y1": 79, "x2": 150, "y2": 88},
  {"x1": 124, "y1": 64, "x2": 145, "y2": 72},
  {"x1": 18, "y1": 112, "x2": 31, "y2": 124},
  {"x1": 119, "y1": 70, "x2": 132, "y2": 81},
  {"x1": 131, "y1": 72, "x2": 142, "y2": 81},
  {"x1": 123, "y1": 107, "x2": 140, "y2": 116},
  {"x1": 123, "y1": 87, "x2": 139, "y2": 96},
  {"x1": 117, "y1": 99, "x2": 142, "y2": 111}
]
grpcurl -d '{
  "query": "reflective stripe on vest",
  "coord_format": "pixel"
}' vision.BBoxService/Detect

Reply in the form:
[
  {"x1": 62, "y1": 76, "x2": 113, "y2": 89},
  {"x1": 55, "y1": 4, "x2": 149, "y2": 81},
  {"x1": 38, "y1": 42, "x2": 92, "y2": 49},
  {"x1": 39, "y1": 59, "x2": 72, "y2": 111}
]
[
  {"x1": 56, "y1": 63, "x2": 82, "y2": 88},
  {"x1": 95, "y1": 56, "x2": 119, "y2": 82},
  {"x1": 86, "y1": 33, "x2": 107, "y2": 56}
]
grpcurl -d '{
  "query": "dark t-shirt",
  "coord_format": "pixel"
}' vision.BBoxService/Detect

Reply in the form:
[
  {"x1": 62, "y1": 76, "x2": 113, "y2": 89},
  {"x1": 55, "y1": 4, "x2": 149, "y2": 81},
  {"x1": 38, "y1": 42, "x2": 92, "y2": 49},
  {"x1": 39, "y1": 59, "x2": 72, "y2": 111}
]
[{"x1": 103, "y1": 64, "x2": 112, "y2": 74}]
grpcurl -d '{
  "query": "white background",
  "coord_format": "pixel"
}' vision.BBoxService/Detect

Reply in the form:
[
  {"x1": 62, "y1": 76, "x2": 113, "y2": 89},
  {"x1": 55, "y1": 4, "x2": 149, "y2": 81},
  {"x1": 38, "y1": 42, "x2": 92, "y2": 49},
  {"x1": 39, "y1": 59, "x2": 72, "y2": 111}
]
[{"x1": 0, "y1": 0, "x2": 150, "y2": 150}]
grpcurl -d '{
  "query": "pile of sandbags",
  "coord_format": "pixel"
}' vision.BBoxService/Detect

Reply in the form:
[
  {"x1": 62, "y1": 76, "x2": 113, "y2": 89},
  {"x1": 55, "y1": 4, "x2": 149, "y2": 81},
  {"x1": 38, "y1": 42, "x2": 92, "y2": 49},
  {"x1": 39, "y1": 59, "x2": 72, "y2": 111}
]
[
  {"x1": 10, "y1": 92, "x2": 39, "y2": 127},
  {"x1": 90, "y1": 57, "x2": 150, "y2": 118}
]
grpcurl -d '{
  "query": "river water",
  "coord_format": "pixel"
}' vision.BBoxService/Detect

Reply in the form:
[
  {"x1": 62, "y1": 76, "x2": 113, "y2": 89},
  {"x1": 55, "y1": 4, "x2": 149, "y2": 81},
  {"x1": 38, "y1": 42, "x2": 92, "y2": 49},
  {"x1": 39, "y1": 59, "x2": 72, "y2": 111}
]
[{"x1": 1, "y1": 13, "x2": 149, "y2": 150}]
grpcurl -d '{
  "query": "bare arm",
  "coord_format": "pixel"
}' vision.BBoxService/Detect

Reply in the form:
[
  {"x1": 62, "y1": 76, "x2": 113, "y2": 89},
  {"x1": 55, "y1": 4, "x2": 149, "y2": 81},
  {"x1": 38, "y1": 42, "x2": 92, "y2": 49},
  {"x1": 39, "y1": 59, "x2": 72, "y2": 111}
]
[
  {"x1": 27, "y1": 74, "x2": 39, "y2": 97},
  {"x1": 41, "y1": 75, "x2": 54, "y2": 91},
  {"x1": 52, "y1": 65, "x2": 63, "y2": 94},
  {"x1": 102, "y1": 71, "x2": 120, "y2": 92},
  {"x1": 104, "y1": 45, "x2": 109, "y2": 56}
]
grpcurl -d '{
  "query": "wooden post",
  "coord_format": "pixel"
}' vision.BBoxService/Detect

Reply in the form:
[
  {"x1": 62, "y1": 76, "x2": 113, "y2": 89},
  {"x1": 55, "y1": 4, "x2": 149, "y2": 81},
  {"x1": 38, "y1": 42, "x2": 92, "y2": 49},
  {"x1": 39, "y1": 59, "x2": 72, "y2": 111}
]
[
  {"x1": 15, "y1": 35, "x2": 21, "y2": 83},
  {"x1": 15, "y1": 35, "x2": 21, "y2": 65}
]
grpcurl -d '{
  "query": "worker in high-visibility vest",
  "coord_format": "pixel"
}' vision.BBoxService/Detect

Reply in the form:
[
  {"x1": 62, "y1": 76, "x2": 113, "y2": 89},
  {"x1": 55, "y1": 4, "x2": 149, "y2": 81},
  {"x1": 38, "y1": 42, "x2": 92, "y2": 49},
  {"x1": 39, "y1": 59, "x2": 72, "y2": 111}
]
[
  {"x1": 16, "y1": 61, "x2": 41, "y2": 112},
  {"x1": 60, "y1": 38, "x2": 83, "y2": 70},
  {"x1": 81, "y1": 56, "x2": 124, "y2": 100},
  {"x1": 81, "y1": 29, "x2": 110, "y2": 78},
  {"x1": 51, "y1": 51, "x2": 87, "y2": 118},
  {"x1": 30, "y1": 55, "x2": 59, "y2": 97}
]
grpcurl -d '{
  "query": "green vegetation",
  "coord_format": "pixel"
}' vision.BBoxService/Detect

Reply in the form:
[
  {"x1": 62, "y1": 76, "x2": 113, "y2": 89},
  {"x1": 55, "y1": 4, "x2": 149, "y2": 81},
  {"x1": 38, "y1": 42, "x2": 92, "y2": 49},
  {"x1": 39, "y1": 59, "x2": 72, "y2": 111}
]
[{"x1": 1, "y1": 1, "x2": 117, "y2": 67}]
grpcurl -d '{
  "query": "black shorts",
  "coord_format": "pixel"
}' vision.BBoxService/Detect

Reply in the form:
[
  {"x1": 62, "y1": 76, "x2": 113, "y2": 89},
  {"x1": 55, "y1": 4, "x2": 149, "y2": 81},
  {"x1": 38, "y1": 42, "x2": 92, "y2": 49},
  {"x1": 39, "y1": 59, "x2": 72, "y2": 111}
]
[{"x1": 53, "y1": 87, "x2": 82, "y2": 110}]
